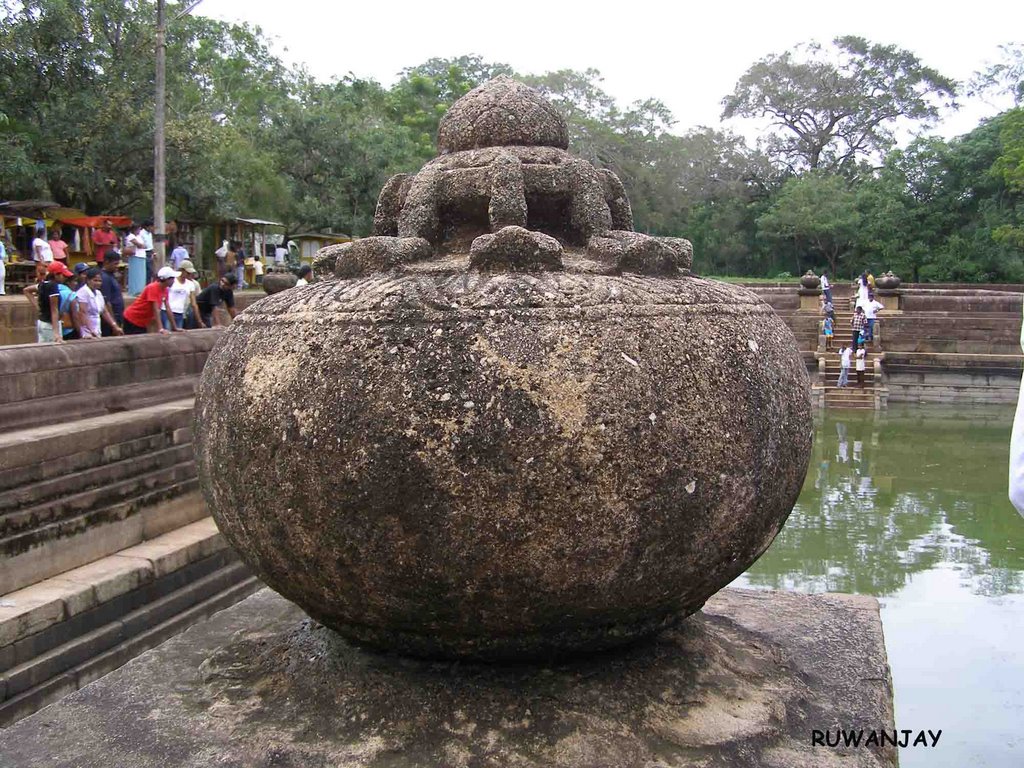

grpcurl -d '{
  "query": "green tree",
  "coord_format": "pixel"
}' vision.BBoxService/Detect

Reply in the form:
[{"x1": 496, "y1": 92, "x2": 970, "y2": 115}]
[
  {"x1": 0, "y1": 0, "x2": 296, "y2": 219},
  {"x1": 757, "y1": 173, "x2": 860, "y2": 276},
  {"x1": 971, "y1": 43, "x2": 1024, "y2": 106},
  {"x1": 722, "y1": 36, "x2": 957, "y2": 173}
]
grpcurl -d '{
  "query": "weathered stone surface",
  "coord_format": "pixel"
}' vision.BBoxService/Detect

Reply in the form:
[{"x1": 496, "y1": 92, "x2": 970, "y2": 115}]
[
  {"x1": 587, "y1": 230, "x2": 680, "y2": 276},
  {"x1": 261, "y1": 271, "x2": 297, "y2": 295},
  {"x1": 373, "y1": 173, "x2": 413, "y2": 236},
  {"x1": 0, "y1": 588, "x2": 896, "y2": 768},
  {"x1": 599, "y1": 168, "x2": 634, "y2": 231},
  {"x1": 657, "y1": 236, "x2": 694, "y2": 270},
  {"x1": 397, "y1": 168, "x2": 444, "y2": 242},
  {"x1": 437, "y1": 75, "x2": 569, "y2": 154},
  {"x1": 311, "y1": 243, "x2": 344, "y2": 280},
  {"x1": 330, "y1": 237, "x2": 433, "y2": 278},
  {"x1": 194, "y1": 273, "x2": 812, "y2": 659},
  {"x1": 487, "y1": 153, "x2": 528, "y2": 230},
  {"x1": 564, "y1": 157, "x2": 614, "y2": 242},
  {"x1": 470, "y1": 226, "x2": 563, "y2": 272}
]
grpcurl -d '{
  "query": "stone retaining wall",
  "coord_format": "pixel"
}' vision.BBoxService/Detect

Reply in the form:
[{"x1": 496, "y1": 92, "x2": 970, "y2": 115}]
[
  {"x1": 0, "y1": 291, "x2": 261, "y2": 347},
  {"x1": 0, "y1": 332, "x2": 256, "y2": 726}
]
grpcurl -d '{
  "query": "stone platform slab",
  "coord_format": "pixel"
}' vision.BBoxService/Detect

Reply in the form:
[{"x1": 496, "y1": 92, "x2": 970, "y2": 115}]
[{"x1": 0, "y1": 588, "x2": 896, "y2": 768}]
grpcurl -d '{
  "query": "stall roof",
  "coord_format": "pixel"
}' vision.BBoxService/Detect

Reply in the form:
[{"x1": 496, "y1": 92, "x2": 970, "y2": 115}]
[
  {"x1": 290, "y1": 232, "x2": 352, "y2": 241},
  {"x1": 0, "y1": 200, "x2": 86, "y2": 220},
  {"x1": 62, "y1": 215, "x2": 133, "y2": 228},
  {"x1": 236, "y1": 217, "x2": 284, "y2": 227}
]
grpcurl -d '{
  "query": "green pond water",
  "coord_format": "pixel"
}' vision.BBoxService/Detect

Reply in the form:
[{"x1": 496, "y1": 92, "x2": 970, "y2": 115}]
[{"x1": 735, "y1": 406, "x2": 1024, "y2": 768}]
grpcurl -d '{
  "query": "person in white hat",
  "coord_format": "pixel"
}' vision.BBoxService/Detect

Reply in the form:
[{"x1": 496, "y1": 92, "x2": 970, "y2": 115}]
[
  {"x1": 122, "y1": 266, "x2": 182, "y2": 334},
  {"x1": 166, "y1": 259, "x2": 207, "y2": 330}
]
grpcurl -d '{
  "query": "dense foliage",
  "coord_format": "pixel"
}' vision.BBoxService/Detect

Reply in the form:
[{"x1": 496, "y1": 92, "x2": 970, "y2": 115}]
[{"x1": 1, "y1": 1, "x2": 1022, "y2": 281}]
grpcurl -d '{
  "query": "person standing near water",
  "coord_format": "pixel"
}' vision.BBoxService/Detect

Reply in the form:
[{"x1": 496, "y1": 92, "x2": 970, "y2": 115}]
[
  {"x1": 837, "y1": 346, "x2": 851, "y2": 388},
  {"x1": 851, "y1": 306, "x2": 866, "y2": 349},
  {"x1": 855, "y1": 345, "x2": 867, "y2": 388},
  {"x1": 821, "y1": 271, "x2": 833, "y2": 304},
  {"x1": 1010, "y1": 303, "x2": 1024, "y2": 517}
]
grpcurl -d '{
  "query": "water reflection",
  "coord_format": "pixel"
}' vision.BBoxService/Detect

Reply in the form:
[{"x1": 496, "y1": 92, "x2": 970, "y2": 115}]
[
  {"x1": 744, "y1": 407, "x2": 1024, "y2": 598},
  {"x1": 738, "y1": 406, "x2": 1024, "y2": 768}
]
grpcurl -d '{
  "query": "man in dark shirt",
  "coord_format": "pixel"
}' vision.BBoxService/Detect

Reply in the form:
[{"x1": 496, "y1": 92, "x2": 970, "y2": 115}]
[
  {"x1": 99, "y1": 250, "x2": 125, "y2": 335},
  {"x1": 196, "y1": 273, "x2": 238, "y2": 328}
]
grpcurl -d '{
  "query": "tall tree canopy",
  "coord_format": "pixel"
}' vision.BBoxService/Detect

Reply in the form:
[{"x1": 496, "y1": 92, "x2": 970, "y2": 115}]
[
  {"x1": 1, "y1": 3, "x2": 1020, "y2": 282},
  {"x1": 722, "y1": 36, "x2": 957, "y2": 173}
]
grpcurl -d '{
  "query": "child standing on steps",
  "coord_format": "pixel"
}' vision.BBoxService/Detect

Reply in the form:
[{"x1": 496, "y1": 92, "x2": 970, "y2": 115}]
[
  {"x1": 838, "y1": 346, "x2": 851, "y2": 388},
  {"x1": 855, "y1": 344, "x2": 867, "y2": 388},
  {"x1": 823, "y1": 314, "x2": 834, "y2": 350}
]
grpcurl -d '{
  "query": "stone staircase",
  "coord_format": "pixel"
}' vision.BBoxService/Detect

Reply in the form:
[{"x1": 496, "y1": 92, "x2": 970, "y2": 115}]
[
  {"x1": 815, "y1": 307, "x2": 887, "y2": 410},
  {"x1": 0, "y1": 332, "x2": 260, "y2": 726}
]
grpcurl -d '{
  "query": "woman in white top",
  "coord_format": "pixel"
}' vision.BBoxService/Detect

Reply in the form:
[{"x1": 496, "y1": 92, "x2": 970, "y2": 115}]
[
  {"x1": 855, "y1": 345, "x2": 867, "y2": 388},
  {"x1": 75, "y1": 268, "x2": 121, "y2": 338},
  {"x1": 32, "y1": 234, "x2": 53, "y2": 281},
  {"x1": 166, "y1": 260, "x2": 206, "y2": 329}
]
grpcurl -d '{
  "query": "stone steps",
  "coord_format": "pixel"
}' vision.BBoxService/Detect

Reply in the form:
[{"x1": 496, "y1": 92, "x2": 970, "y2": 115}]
[
  {"x1": 0, "y1": 482, "x2": 207, "y2": 597},
  {"x1": 0, "y1": 441, "x2": 194, "y2": 517},
  {"x1": 0, "y1": 399, "x2": 195, "y2": 493},
  {"x1": 0, "y1": 397, "x2": 204, "y2": 597},
  {"x1": 0, "y1": 456, "x2": 197, "y2": 541},
  {"x1": 0, "y1": 517, "x2": 258, "y2": 727},
  {"x1": 822, "y1": 388, "x2": 876, "y2": 409},
  {"x1": 0, "y1": 336, "x2": 262, "y2": 725},
  {"x1": 0, "y1": 376, "x2": 199, "y2": 435}
]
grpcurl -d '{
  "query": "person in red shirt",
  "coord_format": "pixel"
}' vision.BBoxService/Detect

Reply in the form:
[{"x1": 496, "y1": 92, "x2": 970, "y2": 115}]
[
  {"x1": 122, "y1": 267, "x2": 182, "y2": 334},
  {"x1": 91, "y1": 220, "x2": 118, "y2": 264}
]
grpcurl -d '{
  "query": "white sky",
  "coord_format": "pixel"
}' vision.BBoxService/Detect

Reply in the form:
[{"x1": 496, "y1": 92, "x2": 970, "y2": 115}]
[{"x1": 201, "y1": 0, "x2": 1020, "y2": 143}]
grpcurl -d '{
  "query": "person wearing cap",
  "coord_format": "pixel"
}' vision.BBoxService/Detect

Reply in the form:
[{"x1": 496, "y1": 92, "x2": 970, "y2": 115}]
[
  {"x1": 122, "y1": 267, "x2": 181, "y2": 334},
  {"x1": 76, "y1": 267, "x2": 122, "y2": 339},
  {"x1": 23, "y1": 261, "x2": 74, "y2": 343},
  {"x1": 92, "y1": 220, "x2": 118, "y2": 265},
  {"x1": 71, "y1": 261, "x2": 90, "y2": 291},
  {"x1": 166, "y1": 260, "x2": 206, "y2": 330},
  {"x1": 99, "y1": 250, "x2": 125, "y2": 335}
]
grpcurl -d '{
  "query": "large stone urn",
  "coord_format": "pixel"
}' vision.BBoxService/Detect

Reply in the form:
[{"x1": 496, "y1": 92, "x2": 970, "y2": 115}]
[
  {"x1": 876, "y1": 271, "x2": 901, "y2": 290},
  {"x1": 195, "y1": 77, "x2": 813, "y2": 660},
  {"x1": 799, "y1": 270, "x2": 821, "y2": 289},
  {"x1": 261, "y1": 270, "x2": 297, "y2": 295}
]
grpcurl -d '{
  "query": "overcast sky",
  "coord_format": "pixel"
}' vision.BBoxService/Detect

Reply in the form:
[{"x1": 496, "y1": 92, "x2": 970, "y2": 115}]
[{"x1": 202, "y1": 0, "x2": 1020, "y2": 143}]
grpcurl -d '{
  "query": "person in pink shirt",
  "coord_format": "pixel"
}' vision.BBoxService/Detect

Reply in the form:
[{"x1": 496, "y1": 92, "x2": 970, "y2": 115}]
[{"x1": 48, "y1": 229, "x2": 69, "y2": 261}]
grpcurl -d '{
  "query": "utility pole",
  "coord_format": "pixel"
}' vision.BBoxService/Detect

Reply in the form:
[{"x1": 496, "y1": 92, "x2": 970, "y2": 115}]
[{"x1": 154, "y1": 0, "x2": 167, "y2": 269}]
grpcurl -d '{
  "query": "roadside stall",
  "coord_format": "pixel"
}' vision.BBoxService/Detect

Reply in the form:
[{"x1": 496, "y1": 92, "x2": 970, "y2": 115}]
[
  {"x1": 2, "y1": 201, "x2": 134, "y2": 292},
  {"x1": 209, "y1": 218, "x2": 285, "y2": 284},
  {"x1": 289, "y1": 232, "x2": 352, "y2": 265}
]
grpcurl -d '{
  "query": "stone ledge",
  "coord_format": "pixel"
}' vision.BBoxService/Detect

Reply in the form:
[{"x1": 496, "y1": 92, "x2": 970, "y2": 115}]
[
  {"x1": 0, "y1": 588, "x2": 895, "y2": 767},
  {"x1": 0, "y1": 516, "x2": 224, "y2": 651},
  {"x1": 0, "y1": 478, "x2": 203, "y2": 595},
  {"x1": 0, "y1": 399, "x2": 195, "y2": 475}
]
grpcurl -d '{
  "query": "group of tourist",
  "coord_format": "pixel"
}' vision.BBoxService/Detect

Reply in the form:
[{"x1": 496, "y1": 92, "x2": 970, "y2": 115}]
[
  {"x1": 820, "y1": 271, "x2": 885, "y2": 389},
  {"x1": 24, "y1": 249, "x2": 238, "y2": 343}
]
